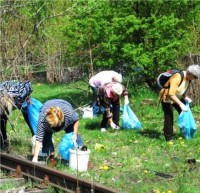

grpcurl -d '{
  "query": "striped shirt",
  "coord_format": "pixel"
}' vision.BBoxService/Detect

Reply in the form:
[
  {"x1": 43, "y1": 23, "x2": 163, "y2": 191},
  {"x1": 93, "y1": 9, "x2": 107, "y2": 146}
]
[{"x1": 36, "y1": 99, "x2": 79, "y2": 142}]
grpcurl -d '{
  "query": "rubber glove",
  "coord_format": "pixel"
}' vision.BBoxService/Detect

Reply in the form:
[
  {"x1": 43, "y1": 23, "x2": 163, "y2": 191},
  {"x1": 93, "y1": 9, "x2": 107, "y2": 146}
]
[
  {"x1": 110, "y1": 122, "x2": 120, "y2": 130},
  {"x1": 110, "y1": 122, "x2": 117, "y2": 129},
  {"x1": 115, "y1": 125, "x2": 120, "y2": 130},
  {"x1": 180, "y1": 103, "x2": 188, "y2": 112},
  {"x1": 124, "y1": 96, "x2": 129, "y2": 105},
  {"x1": 185, "y1": 97, "x2": 192, "y2": 103},
  {"x1": 72, "y1": 134, "x2": 77, "y2": 142}
]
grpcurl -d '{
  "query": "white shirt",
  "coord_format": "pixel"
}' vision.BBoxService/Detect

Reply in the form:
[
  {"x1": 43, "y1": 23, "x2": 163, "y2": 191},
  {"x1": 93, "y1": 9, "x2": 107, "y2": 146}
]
[{"x1": 89, "y1": 70, "x2": 122, "y2": 88}]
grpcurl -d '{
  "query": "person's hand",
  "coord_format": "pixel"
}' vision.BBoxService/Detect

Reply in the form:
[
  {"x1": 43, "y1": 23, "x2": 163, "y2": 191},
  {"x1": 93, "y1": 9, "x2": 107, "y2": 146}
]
[
  {"x1": 185, "y1": 97, "x2": 192, "y2": 103},
  {"x1": 124, "y1": 97, "x2": 129, "y2": 105},
  {"x1": 32, "y1": 157, "x2": 38, "y2": 163},
  {"x1": 115, "y1": 125, "x2": 120, "y2": 130},
  {"x1": 72, "y1": 134, "x2": 77, "y2": 142},
  {"x1": 110, "y1": 122, "x2": 120, "y2": 130},
  {"x1": 180, "y1": 103, "x2": 188, "y2": 112}
]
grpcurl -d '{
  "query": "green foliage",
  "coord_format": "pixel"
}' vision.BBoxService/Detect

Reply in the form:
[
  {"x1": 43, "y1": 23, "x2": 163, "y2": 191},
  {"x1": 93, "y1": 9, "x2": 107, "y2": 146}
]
[
  {"x1": 4, "y1": 82, "x2": 200, "y2": 193},
  {"x1": 1, "y1": 0, "x2": 200, "y2": 86}
]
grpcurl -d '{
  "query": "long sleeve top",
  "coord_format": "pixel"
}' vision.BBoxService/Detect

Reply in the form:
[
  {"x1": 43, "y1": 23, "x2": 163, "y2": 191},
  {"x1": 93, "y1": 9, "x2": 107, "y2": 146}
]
[{"x1": 96, "y1": 82, "x2": 128, "y2": 118}]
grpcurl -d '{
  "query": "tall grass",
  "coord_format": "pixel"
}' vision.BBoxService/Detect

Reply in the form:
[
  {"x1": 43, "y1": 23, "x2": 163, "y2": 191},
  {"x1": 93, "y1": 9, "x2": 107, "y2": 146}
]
[{"x1": 4, "y1": 82, "x2": 200, "y2": 193}]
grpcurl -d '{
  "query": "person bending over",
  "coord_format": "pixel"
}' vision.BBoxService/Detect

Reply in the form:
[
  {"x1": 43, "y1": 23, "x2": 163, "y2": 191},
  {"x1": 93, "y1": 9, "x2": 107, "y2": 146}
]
[
  {"x1": 32, "y1": 99, "x2": 79, "y2": 163},
  {"x1": 159, "y1": 64, "x2": 200, "y2": 141},
  {"x1": 96, "y1": 82, "x2": 129, "y2": 132},
  {"x1": 89, "y1": 70, "x2": 122, "y2": 116}
]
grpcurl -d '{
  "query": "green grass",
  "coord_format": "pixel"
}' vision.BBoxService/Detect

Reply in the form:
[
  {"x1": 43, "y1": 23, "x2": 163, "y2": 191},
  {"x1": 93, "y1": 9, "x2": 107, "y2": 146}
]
[{"x1": 3, "y1": 81, "x2": 200, "y2": 193}]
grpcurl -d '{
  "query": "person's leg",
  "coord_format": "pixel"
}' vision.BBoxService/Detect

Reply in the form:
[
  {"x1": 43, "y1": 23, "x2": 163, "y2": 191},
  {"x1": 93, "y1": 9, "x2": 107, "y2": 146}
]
[
  {"x1": 91, "y1": 86, "x2": 100, "y2": 116},
  {"x1": 112, "y1": 100, "x2": 120, "y2": 126},
  {"x1": 162, "y1": 102, "x2": 174, "y2": 141},
  {"x1": 100, "y1": 111, "x2": 108, "y2": 129},
  {"x1": 0, "y1": 115, "x2": 8, "y2": 139},
  {"x1": 0, "y1": 114, "x2": 9, "y2": 149},
  {"x1": 42, "y1": 132, "x2": 54, "y2": 154}
]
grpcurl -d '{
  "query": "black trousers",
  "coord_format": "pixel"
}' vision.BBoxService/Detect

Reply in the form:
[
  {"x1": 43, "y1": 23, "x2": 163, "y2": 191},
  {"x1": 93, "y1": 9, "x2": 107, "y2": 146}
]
[
  {"x1": 0, "y1": 110, "x2": 36, "y2": 148},
  {"x1": 161, "y1": 100, "x2": 185, "y2": 141},
  {"x1": 100, "y1": 100, "x2": 120, "y2": 128},
  {"x1": 42, "y1": 123, "x2": 74, "y2": 154},
  {"x1": 0, "y1": 114, "x2": 8, "y2": 147}
]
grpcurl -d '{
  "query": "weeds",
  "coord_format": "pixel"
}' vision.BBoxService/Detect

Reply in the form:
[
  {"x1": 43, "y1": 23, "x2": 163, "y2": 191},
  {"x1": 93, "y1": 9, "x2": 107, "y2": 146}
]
[{"x1": 4, "y1": 82, "x2": 200, "y2": 193}]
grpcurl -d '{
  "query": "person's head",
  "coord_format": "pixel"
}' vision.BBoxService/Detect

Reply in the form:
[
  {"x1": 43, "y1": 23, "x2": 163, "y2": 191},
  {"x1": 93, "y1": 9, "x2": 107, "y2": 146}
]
[
  {"x1": 112, "y1": 83, "x2": 123, "y2": 96},
  {"x1": 46, "y1": 107, "x2": 64, "y2": 128},
  {"x1": 112, "y1": 74, "x2": 122, "y2": 83},
  {"x1": 187, "y1": 65, "x2": 200, "y2": 80}
]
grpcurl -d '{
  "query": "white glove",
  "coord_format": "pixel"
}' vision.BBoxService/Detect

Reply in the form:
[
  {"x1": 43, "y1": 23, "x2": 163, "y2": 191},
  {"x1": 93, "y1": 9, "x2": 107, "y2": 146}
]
[
  {"x1": 185, "y1": 97, "x2": 192, "y2": 103},
  {"x1": 72, "y1": 134, "x2": 77, "y2": 142},
  {"x1": 115, "y1": 125, "x2": 120, "y2": 130},
  {"x1": 110, "y1": 122, "x2": 120, "y2": 130},
  {"x1": 180, "y1": 103, "x2": 188, "y2": 112},
  {"x1": 32, "y1": 157, "x2": 38, "y2": 163},
  {"x1": 124, "y1": 97, "x2": 129, "y2": 105}
]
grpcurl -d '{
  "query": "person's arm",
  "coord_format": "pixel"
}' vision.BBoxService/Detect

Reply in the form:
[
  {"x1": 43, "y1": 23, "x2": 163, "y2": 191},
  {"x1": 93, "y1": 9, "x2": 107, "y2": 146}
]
[
  {"x1": 73, "y1": 120, "x2": 79, "y2": 140},
  {"x1": 32, "y1": 114, "x2": 45, "y2": 163},
  {"x1": 123, "y1": 87, "x2": 129, "y2": 105},
  {"x1": 32, "y1": 140, "x2": 42, "y2": 163},
  {"x1": 169, "y1": 95, "x2": 183, "y2": 106},
  {"x1": 167, "y1": 74, "x2": 188, "y2": 111}
]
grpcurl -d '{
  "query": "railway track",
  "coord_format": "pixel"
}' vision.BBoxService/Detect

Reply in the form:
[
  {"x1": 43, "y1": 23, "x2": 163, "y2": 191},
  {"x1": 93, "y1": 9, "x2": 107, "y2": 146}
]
[{"x1": 0, "y1": 152, "x2": 117, "y2": 193}]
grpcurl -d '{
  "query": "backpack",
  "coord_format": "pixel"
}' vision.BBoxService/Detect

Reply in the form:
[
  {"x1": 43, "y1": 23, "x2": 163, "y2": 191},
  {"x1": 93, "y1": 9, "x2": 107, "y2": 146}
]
[{"x1": 157, "y1": 69, "x2": 184, "y2": 90}]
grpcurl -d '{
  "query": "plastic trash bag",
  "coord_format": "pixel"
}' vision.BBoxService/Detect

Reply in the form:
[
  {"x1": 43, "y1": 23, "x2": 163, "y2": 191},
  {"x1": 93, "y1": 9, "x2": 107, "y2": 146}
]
[
  {"x1": 81, "y1": 106, "x2": 93, "y2": 118},
  {"x1": 58, "y1": 132, "x2": 83, "y2": 160},
  {"x1": 122, "y1": 104, "x2": 142, "y2": 129},
  {"x1": 23, "y1": 98, "x2": 43, "y2": 135},
  {"x1": 28, "y1": 98, "x2": 43, "y2": 135},
  {"x1": 178, "y1": 102, "x2": 197, "y2": 139}
]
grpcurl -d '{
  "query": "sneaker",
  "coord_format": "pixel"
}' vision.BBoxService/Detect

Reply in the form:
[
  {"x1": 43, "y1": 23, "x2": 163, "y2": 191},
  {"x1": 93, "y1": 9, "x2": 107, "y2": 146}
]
[{"x1": 101, "y1": 128, "x2": 107, "y2": 132}]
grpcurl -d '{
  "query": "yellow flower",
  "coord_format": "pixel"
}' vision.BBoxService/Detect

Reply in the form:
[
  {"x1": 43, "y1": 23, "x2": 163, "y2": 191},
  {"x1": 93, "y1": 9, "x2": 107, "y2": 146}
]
[
  {"x1": 99, "y1": 165, "x2": 109, "y2": 170},
  {"x1": 168, "y1": 141, "x2": 173, "y2": 145},
  {"x1": 144, "y1": 170, "x2": 148, "y2": 174},
  {"x1": 167, "y1": 190, "x2": 172, "y2": 193},
  {"x1": 95, "y1": 143, "x2": 105, "y2": 151},
  {"x1": 178, "y1": 137, "x2": 183, "y2": 140}
]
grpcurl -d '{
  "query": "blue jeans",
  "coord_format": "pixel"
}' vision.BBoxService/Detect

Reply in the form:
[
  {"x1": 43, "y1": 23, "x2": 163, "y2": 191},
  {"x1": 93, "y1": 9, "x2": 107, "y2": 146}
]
[{"x1": 90, "y1": 86, "x2": 102, "y2": 116}]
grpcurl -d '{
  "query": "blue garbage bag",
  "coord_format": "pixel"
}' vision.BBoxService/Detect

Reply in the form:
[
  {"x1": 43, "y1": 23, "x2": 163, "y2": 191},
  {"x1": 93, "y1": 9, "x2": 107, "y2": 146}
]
[
  {"x1": 23, "y1": 98, "x2": 43, "y2": 135},
  {"x1": 122, "y1": 104, "x2": 142, "y2": 129},
  {"x1": 178, "y1": 102, "x2": 197, "y2": 139},
  {"x1": 58, "y1": 132, "x2": 83, "y2": 160}
]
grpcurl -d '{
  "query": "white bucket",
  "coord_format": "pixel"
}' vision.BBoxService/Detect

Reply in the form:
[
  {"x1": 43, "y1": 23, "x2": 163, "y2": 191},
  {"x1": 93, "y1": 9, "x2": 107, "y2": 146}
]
[{"x1": 69, "y1": 148, "x2": 91, "y2": 172}]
